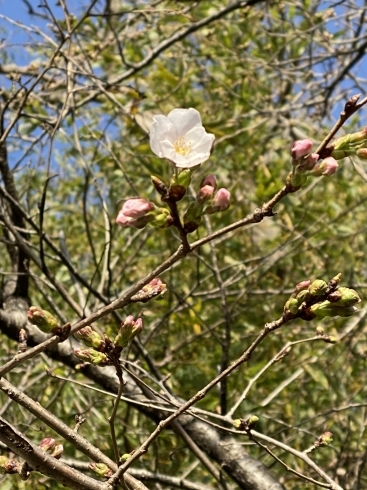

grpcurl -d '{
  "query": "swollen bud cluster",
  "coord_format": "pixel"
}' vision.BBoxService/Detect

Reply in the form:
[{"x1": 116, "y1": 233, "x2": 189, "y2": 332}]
[
  {"x1": 183, "y1": 174, "x2": 231, "y2": 233},
  {"x1": 233, "y1": 415, "x2": 259, "y2": 431},
  {"x1": 113, "y1": 315, "x2": 143, "y2": 349},
  {"x1": 39, "y1": 437, "x2": 63, "y2": 459},
  {"x1": 0, "y1": 455, "x2": 20, "y2": 475},
  {"x1": 288, "y1": 139, "x2": 338, "y2": 189},
  {"x1": 284, "y1": 274, "x2": 361, "y2": 321},
  {"x1": 306, "y1": 431, "x2": 334, "y2": 454},
  {"x1": 329, "y1": 127, "x2": 367, "y2": 160},
  {"x1": 116, "y1": 169, "x2": 231, "y2": 233},
  {"x1": 73, "y1": 315, "x2": 143, "y2": 366}
]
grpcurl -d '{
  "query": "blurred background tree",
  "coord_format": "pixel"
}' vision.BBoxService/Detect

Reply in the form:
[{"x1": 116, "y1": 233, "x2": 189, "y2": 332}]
[{"x1": 0, "y1": 1, "x2": 366, "y2": 489}]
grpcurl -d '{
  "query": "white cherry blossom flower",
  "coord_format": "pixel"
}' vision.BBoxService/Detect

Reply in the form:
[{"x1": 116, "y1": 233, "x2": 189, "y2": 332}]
[{"x1": 149, "y1": 108, "x2": 215, "y2": 168}]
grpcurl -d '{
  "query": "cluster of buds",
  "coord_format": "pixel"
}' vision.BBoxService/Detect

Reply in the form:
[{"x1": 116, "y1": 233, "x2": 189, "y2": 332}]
[
  {"x1": 115, "y1": 108, "x2": 231, "y2": 234},
  {"x1": 28, "y1": 306, "x2": 70, "y2": 339},
  {"x1": 328, "y1": 127, "x2": 367, "y2": 160},
  {"x1": 74, "y1": 315, "x2": 143, "y2": 367},
  {"x1": 0, "y1": 455, "x2": 20, "y2": 475},
  {"x1": 305, "y1": 431, "x2": 333, "y2": 454},
  {"x1": 315, "y1": 431, "x2": 333, "y2": 447},
  {"x1": 233, "y1": 415, "x2": 259, "y2": 432},
  {"x1": 284, "y1": 274, "x2": 361, "y2": 321},
  {"x1": 39, "y1": 438, "x2": 63, "y2": 459},
  {"x1": 288, "y1": 139, "x2": 338, "y2": 189},
  {"x1": 113, "y1": 315, "x2": 143, "y2": 349},
  {"x1": 183, "y1": 174, "x2": 231, "y2": 233}
]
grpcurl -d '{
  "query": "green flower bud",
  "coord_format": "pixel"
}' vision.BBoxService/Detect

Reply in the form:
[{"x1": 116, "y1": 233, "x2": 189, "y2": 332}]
[
  {"x1": 151, "y1": 208, "x2": 174, "y2": 228},
  {"x1": 331, "y1": 149, "x2": 349, "y2": 160},
  {"x1": 176, "y1": 168, "x2": 192, "y2": 187},
  {"x1": 295, "y1": 289, "x2": 310, "y2": 303},
  {"x1": 308, "y1": 279, "x2": 328, "y2": 297},
  {"x1": 287, "y1": 172, "x2": 308, "y2": 189},
  {"x1": 74, "y1": 348, "x2": 109, "y2": 366},
  {"x1": 120, "y1": 453, "x2": 131, "y2": 462},
  {"x1": 328, "y1": 287, "x2": 361, "y2": 306},
  {"x1": 310, "y1": 301, "x2": 358, "y2": 319},
  {"x1": 330, "y1": 129, "x2": 367, "y2": 160},
  {"x1": 28, "y1": 306, "x2": 60, "y2": 334},
  {"x1": 233, "y1": 419, "x2": 245, "y2": 430},
  {"x1": 89, "y1": 463, "x2": 113, "y2": 477},
  {"x1": 332, "y1": 305, "x2": 358, "y2": 317},
  {"x1": 309, "y1": 300, "x2": 334, "y2": 319},
  {"x1": 247, "y1": 415, "x2": 259, "y2": 429},
  {"x1": 285, "y1": 298, "x2": 299, "y2": 315},
  {"x1": 74, "y1": 327, "x2": 105, "y2": 350}
]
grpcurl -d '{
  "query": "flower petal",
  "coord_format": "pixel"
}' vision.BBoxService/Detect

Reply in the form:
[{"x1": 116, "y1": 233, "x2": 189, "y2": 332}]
[
  {"x1": 174, "y1": 153, "x2": 208, "y2": 168},
  {"x1": 167, "y1": 108, "x2": 202, "y2": 136},
  {"x1": 159, "y1": 140, "x2": 177, "y2": 161},
  {"x1": 188, "y1": 127, "x2": 215, "y2": 154},
  {"x1": 150, "y1": 116, "x2": 176, "y2": 157}
]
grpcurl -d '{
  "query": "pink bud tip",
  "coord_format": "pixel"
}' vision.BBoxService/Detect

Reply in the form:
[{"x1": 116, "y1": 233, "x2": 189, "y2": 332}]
[
  {"x1": 200, "y1": 174, "x2": 217, "y2": 190},
  {"x1": 212, "y1": 188, "x2": 231, "y2": 211},
  {"x1": 116, "y1": 198, "x2": 155, "y2": 228},
  {"x1": 291, "y1": 139, "x2": 313, "y2": 160}
]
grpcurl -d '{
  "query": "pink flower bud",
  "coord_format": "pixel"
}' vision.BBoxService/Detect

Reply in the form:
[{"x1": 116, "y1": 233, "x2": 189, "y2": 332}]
[
  {"x1": 311, "y1": 157, "x2": 338, "y2": 176},
  {"x1": 200, "y1": 174, "x2": 217, "y2": 190},
  {"x1": 120, "y1": 198, "x2": 155, "y2": 219},
  {"x1": 206, "y1": 188, "x2": 231, "y2": 214},
  {"x1": 39, "y1": 438, "x2": 56, "y2": 452},
  {"x1": 291, "y1": 139, "x2": 313, "y2": 160},
  {"x1": 116, "y1": 198, "x2": 155, "y2": 229},
  {"x1": 295, "y1": 280, "x2": 311, "y2": 292},
  {"x1": 197, "y1": 184, "x2": 215, "y2": 205},
  {"x1": 297, "y1": 153, "x2": 319, "y2": 172}
]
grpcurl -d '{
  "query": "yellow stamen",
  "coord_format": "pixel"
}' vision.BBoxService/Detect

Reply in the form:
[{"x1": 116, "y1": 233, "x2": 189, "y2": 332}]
[{"x1": 173, "y1": 136, "x2": 191, "y2": 157}]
